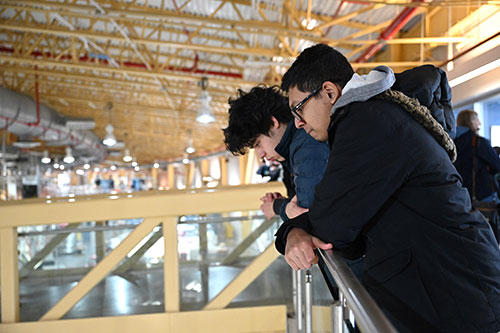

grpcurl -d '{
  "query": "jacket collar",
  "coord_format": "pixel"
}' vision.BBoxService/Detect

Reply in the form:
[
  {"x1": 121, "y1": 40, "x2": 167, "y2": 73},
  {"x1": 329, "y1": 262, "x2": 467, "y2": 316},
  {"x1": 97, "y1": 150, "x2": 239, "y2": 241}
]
[
  {"x1": 275, "y1": 122, "x2": 295, "y2": 162},
  {"x1": 331, "y1": 65, "x2": 395, "y2": 114}
]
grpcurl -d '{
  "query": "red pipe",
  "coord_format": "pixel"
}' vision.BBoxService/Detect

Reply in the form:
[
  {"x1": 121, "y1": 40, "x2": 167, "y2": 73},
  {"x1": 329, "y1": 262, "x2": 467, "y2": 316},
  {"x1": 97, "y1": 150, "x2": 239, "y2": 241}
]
[
  {"x1": 355, "y1": 0, "x2": 424, "y2": 63},
  {"x1": 0, "y1": 46, "x2": 242, "y2": 79}
]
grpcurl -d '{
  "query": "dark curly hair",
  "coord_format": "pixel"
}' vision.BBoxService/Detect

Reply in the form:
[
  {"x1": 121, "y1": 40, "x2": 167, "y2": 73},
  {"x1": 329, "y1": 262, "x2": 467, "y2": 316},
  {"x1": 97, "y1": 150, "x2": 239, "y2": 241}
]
[
  {"x1": 223, "y1": 85, "x2": 291, "y2": 155},
  {"x1": 281, "y1": 44, "x2": 354, "y2": 93}
]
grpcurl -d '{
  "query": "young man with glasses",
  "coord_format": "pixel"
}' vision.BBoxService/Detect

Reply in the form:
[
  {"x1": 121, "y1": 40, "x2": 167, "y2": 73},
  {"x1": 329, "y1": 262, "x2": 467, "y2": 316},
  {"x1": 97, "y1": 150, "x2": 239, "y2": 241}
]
[{"x1": 276, "y1": 43, "x2": 500, "y2": 332}]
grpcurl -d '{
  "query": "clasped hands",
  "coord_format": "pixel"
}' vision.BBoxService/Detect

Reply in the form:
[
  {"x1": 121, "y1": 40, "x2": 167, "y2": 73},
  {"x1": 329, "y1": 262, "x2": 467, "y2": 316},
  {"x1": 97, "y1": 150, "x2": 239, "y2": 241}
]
[
  {"x1": 260, "y1": 193, "x2": 310, "y2": 220},
  {"x1": 260, "y1": 193, "x2": 332, "y2": 270}
]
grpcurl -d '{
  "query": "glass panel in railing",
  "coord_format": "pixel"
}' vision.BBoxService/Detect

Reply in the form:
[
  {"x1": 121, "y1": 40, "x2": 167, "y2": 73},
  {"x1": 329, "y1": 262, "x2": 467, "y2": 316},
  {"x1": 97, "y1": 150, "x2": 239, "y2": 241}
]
[
  {"x1": 310, "y1": 263, "x2": 336, "y2": 333},
  {"x1": 17, "y1": 218, "x2": 155, "y2": 321},
  {"x1": 178, "y1": 210, "x2": 283, "y2": 311},
  {"x1": 228, "y1": 256, "x2": 293, "y2": 308},
  {"x1": 64, "y1": 222, "x2": 164, "y2": 319}
]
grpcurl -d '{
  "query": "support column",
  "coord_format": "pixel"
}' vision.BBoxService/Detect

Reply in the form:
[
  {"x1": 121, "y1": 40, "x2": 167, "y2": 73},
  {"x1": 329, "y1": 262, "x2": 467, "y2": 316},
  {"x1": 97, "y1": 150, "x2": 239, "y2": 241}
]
[
  {"x1": 163, "y1": 217, "x2": 180, "y2": 312},
  {"x1": 0, "y1": 227, "x2": 20, "y2": 323},
  {"x1": 219, "y1": 157, "x2": 228, "y2": 186},
  {"x1": 167, "y1": 164, "x2": 175, "y2": 190}
]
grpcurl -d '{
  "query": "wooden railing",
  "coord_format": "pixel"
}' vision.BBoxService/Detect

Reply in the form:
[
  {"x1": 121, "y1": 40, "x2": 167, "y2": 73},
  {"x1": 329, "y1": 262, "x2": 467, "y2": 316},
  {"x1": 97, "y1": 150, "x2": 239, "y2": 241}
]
[{"x1": 0, "y1": 183, "x2": 287, "y2": 333}]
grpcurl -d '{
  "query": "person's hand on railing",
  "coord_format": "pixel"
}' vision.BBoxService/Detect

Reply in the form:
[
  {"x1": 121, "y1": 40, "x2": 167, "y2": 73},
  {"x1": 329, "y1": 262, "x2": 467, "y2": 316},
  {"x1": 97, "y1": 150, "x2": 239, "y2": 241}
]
[
  {"x1": 285, "y1": 228, "x2": 332, "y2": 270},
  {"x1": 260, "y1": 201, "x2": 276, "y2": 219},
  {"x1": 285, "y1": 195, "x2": 308, "y2": 219},
  {"x1": 260, "y1": 192, "x2": 284, "y2": 219},
  {"x1": 260, "y1": 192, "x2": 284, "y2": 203}
]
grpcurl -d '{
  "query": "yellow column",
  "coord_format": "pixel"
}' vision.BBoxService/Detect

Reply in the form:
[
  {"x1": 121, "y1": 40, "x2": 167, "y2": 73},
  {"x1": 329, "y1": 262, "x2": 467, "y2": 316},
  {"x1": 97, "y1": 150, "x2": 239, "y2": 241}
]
[
  {"x1": 186, "y1": 163, "x2": 195, "y2": 189},
  {"x1": 244, "y1": 149, "x2": 255, "y2": 185},
  {"x1": 219, "y1": 157, "x2": 228, "y2": 186},
  {"x1": 163, "y1": 217, "x2": 180, "y2": 312},
  {"x1": 0, "y1": 227, "x2": 20, "y2": 322},
  {"x1": 201, "y1": 159, "x2": 210, "y2": 186},
  {"x1": 152, "y1": 166, "x2": 158, "y2": 190},
  {"x1": 167, "y1": 164, "x2": 175, "y2": 190},
  {"x1": 239, "y1": 155, "x2": 249, "y2": 185}
]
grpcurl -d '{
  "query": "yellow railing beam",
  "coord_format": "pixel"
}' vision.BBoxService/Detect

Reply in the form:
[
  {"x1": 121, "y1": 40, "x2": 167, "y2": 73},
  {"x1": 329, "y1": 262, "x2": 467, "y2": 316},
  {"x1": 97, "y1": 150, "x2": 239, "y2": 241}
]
[
  {"x1": 204, "y1": 243, "x2": 280, "y2": 310},
  {"x1": 0, "y1": 183, "x2": 286, "y2": 228},
  {"x1": 0, "y1": 306, "x2": 287, "y2": 333}
]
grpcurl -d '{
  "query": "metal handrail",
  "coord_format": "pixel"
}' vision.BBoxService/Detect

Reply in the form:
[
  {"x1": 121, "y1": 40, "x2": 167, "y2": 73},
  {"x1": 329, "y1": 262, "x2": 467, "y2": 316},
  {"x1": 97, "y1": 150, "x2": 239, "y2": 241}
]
[{"x1": 318, "y1": 249, "x2": 398, "y2": 333}]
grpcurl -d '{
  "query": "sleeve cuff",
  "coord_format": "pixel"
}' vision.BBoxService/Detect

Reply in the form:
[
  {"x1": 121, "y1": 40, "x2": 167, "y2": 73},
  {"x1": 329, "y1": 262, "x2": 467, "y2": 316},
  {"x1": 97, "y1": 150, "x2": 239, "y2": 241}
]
[
  {"x1": 273, "y1": 198, "x2": 286, "y2": 215},
  {"x1": 274, "y1": 212, "x2": 312, "y2": 255}
]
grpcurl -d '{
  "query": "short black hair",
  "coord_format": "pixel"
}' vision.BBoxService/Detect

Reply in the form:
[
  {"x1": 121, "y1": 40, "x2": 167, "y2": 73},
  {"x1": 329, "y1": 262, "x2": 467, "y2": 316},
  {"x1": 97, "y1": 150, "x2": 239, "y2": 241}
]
[
  {"x1": 223, "y1": 85, "x2": 291, "y2": 155},
  {"x1": 281, "y1": 44, "x2": 354, "y2": 93}
]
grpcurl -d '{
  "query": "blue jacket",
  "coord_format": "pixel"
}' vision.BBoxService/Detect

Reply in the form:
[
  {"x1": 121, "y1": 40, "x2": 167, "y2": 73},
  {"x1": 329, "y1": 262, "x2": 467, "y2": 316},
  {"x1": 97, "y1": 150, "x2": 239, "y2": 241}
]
[
  {"x1": 454, "y1": 126, "x2": 500, "y2": 200},
  {"x1": 274, "y1": 122, "x2": 329, "y2": 221}
]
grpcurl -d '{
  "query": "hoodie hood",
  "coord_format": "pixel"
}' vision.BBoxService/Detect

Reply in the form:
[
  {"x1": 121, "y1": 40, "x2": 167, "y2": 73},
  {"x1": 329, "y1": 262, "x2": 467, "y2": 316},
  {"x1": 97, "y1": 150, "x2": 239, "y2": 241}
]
[{"x1": 332, "y1": 66, "x2": 395, "y2": 113}]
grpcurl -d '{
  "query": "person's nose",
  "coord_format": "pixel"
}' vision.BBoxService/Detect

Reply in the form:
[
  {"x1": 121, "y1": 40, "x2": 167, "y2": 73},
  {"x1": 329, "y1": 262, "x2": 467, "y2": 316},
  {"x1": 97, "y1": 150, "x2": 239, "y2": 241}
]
[
  {"x1": 255, "y1": 147, "x2": 265, "y2": 159},
  {"x1": 295, "y1": 118, "x2": 305, "y2": 129}
]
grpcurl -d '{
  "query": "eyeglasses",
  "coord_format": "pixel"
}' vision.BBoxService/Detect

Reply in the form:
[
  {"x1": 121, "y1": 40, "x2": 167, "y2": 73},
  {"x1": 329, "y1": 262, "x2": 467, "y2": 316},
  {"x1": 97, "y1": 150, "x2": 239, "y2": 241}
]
[{"x1": 290, "y1": 85, "x2": 323, "y2": 122}]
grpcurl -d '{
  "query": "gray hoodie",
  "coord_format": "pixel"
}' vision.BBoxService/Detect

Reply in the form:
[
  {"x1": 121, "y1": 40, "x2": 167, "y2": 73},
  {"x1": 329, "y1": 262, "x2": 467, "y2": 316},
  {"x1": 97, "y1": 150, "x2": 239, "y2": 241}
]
[{"x1": 332, "y1": 66, "x2": 395, "y2": 114}]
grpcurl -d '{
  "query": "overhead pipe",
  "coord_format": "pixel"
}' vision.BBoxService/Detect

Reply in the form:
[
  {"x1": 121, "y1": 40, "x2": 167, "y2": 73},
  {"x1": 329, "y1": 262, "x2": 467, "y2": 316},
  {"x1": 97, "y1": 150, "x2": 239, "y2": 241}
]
[
  {"x1": 0, "y1": 86, "x2": 106, "y2": 161},
  {"x1": 354, "y1": 0, "x2": 424, "y2": 63},
  {"x1": 25, "y1": 65, "x2": 41, "y2": 127},
  {"x1": 0, "y1": 46, "x2": 243, "y2": 79}
]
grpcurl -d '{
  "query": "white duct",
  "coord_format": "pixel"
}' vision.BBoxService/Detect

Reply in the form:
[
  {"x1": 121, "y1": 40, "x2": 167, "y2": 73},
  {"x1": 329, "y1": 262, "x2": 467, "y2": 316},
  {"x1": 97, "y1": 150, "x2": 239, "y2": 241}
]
[{"x1": 0, "y1": 86, "x2": 106, "y2": 161}]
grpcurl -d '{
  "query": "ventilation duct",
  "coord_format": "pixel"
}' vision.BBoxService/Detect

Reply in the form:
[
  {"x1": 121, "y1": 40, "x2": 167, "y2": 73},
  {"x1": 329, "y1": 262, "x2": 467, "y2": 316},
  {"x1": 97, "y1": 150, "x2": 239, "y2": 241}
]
[{"x1": 0, "y1": 86, "x2": 106, "y2": 161}]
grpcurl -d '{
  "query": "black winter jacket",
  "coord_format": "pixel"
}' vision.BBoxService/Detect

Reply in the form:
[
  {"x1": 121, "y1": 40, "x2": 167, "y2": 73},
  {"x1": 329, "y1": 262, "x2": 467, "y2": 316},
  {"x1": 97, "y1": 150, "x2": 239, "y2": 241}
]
[{"x1": 276, "y1": 98, "x2": 500, "y2": 332}]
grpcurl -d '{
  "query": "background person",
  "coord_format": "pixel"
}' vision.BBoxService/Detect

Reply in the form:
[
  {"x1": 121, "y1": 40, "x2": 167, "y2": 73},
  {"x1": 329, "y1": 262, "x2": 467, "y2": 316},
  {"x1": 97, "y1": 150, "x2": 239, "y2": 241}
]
[{"x1": 454, "y1": 109, "x2": 500, "y2": 202}]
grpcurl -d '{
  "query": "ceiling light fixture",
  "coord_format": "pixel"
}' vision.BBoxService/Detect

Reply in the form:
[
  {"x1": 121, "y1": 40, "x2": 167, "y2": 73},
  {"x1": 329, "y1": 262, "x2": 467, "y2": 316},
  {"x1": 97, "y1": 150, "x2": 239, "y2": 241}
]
[
  {"x1": 103, "y1": 124, "x2": 117, "y2": 146},
  {"x1": 196, "y1": 77, "x2": 215, "y2": 124},
  {"x1": 103, "y1": 102, "x2": 117, "y2": 146},
  {"x1": 185, "y1": 132, "x2": 196, "y2": 154},
  {"x1": 123, "y1": 148, "x2": 133, "y2": 162},
  {"x1": 182, "y1": 153, "x2": 190, "y2": 164},
  {"x1": 41, "y1": 150, "x2": 51, "y2": 164},
  {"x1": 63, "y1": 146, "x2": 75, "y2": 164}
]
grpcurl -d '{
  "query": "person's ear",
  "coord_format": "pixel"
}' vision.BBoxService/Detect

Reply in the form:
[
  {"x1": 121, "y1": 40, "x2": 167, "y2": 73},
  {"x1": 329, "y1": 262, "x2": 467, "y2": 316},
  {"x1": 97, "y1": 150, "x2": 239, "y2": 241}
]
[
  {"x1": 322, "y1": 81, "x2": 341, "y2": 105},
  {"x1": 271, "y1": 116, "x2": 280, "y2": 129}
]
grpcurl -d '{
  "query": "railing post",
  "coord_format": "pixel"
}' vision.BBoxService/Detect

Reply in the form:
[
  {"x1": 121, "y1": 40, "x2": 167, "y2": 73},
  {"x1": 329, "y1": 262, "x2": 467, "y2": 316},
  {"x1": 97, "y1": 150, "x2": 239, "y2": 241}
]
[
  {"x1": 163, "y1": 216, "x2": 180, "y2": 312},
  {"x1": 296, "y1": 269, "x2": 303, "y2": 332},
  {"x1": 0, "y1": 227, "x2": 20, "y2": 322},
  {"x1": 304, "y1": 269, "x2": 313, "y2": 333},
  {"x1": 331, "y1": 297, "x2": 344, "y2": 333}
]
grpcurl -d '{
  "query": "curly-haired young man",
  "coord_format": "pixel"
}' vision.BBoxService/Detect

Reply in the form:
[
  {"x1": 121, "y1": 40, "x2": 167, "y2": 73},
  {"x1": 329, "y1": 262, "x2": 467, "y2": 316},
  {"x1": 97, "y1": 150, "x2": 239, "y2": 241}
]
[{"x1": 223, "y1": 85, "x2": 329, "y2": 222}]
